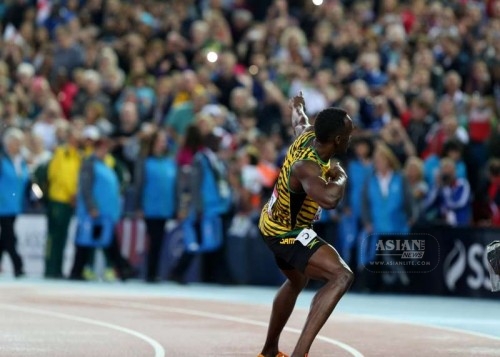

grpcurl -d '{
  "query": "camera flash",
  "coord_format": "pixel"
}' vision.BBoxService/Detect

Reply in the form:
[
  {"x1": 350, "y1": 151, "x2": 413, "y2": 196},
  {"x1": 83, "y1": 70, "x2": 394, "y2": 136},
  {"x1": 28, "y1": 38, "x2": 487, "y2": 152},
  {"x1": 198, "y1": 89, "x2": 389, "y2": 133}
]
[{"x1": 207, "y1": 51, "x2": 218, "y2": 63}]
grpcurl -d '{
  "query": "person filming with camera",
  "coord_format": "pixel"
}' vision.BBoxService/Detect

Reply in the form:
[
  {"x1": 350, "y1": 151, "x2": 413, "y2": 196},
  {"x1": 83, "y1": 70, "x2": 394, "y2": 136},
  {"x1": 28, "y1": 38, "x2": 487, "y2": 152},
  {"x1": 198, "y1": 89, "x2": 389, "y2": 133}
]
[{"x1": 424, "y1": 158, "x2": 472, "y2": 226}]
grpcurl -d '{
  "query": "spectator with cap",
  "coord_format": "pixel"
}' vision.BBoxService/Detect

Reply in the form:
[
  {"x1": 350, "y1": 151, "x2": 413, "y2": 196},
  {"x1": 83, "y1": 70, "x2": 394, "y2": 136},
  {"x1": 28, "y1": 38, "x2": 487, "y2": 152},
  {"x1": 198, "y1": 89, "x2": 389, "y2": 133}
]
[
  {"x1": 69, "y1": 128, "x2": 134, "y2": 281},
  {"x1": 80, "y1": 124, "x2": 135, "y2": 281}
]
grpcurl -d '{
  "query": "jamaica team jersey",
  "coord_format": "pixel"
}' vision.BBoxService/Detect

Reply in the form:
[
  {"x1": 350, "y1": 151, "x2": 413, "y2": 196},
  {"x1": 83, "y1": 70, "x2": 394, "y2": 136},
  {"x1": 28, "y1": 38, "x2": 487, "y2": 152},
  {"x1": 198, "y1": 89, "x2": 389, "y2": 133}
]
[{"x1": 259, "y1": 130, "x2": 330, "y2": 237}]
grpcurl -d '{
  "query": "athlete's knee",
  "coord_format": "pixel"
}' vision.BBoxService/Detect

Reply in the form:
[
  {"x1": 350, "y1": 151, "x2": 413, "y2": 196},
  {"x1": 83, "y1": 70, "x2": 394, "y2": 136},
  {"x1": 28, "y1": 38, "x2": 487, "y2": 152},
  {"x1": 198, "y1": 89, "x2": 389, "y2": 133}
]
[
  {"x1": 327, "y1": 266, "x2": 354, "y2": 292},
  {"x1": 339, "y1": 268, "x2": 354, "y2": 291}
]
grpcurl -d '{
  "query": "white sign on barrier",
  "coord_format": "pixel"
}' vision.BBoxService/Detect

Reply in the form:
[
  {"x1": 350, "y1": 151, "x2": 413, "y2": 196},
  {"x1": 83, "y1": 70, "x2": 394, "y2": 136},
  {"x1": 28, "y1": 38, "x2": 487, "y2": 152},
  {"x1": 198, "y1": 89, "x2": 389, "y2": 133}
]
[
  {"x1": 0, "y1": 215, "x2": 152, "y2": 279},
  {"x1": 0, "y1": 215, "x2": 76, "y2": 278}
]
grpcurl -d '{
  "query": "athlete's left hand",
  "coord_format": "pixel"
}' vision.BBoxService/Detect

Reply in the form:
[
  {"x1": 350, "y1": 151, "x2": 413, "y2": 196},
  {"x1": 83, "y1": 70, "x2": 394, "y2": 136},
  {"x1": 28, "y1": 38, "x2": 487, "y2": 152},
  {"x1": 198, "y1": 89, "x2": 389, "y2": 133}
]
[{"x1": 326, "y1": 163, "x2": 347, "y2": 182}]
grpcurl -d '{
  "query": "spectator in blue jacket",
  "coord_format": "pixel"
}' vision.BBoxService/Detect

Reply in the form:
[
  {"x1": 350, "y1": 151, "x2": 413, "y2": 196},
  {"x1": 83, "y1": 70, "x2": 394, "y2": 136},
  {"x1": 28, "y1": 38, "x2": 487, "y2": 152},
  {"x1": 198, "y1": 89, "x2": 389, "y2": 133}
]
[
  {"x1": 69, "y1": 135, "x2": 123, "y2": 280},
  {"x1": 362, "y1": 143, "x2": 415, "y2": 235},
  {"x1": 135, "y1": 129, "x2": 177, "y2": 283},
  {"x1": 0, "y1": 128, "x2": 30, "y2": 277},
  {"x1": 424, "y1": 158, "x2": 472, "y2": 226},
  {"x1": 360, "y1": 143, "x2": 415, "y2": 290},
  {"x1": 170, "y1": 131, "x2": 232, "y2": 284},
  {"x1": 339, "y1": 135, "x2": 374, "y2": 268}
]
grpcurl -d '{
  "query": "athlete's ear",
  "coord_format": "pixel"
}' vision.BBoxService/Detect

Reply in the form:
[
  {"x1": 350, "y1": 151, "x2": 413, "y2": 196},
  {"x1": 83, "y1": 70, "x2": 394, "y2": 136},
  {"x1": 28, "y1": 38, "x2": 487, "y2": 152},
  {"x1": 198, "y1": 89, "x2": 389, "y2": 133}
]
[{"x1": 334, "y1": 135, "x2": 341, "y2": 145}]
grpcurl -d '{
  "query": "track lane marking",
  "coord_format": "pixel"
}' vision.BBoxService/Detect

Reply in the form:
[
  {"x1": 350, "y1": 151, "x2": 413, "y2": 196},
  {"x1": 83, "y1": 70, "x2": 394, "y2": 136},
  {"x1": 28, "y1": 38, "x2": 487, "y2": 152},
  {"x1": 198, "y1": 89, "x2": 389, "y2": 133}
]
[
  {"x1": 23, "y1": 282, "x2": 500, "y2": 345},
  {"x1": 0, "y1": 304, "x2": 166, "y2": 357},
  {"x1": 95, "y1": 300, "x2": 365, "y2": 357}
]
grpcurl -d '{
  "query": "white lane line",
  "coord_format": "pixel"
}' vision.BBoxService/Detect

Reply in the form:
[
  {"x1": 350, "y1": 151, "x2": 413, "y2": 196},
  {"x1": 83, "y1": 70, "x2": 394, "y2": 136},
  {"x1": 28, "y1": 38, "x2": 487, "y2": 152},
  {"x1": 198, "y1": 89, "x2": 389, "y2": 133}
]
[
  {"x1": 98, "y1": 300, "x2": 364, "y2": 357},
  {"x1": 0, "y1": 304, "x2": 165, "y2": 357},
  {"x1": 345, "y1": 313, "x2": 500, "y2": 342}
]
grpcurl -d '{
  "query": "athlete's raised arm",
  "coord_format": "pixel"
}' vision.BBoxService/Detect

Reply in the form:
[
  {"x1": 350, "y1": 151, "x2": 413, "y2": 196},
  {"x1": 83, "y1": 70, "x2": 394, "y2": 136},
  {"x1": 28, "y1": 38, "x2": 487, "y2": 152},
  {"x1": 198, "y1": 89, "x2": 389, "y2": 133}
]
[
  {"x1": 290, "y1": 91, "x2": 313, "y2": 137},
  {"x1": 290, "y1": 160, "x2": 347, "y2": 209}
]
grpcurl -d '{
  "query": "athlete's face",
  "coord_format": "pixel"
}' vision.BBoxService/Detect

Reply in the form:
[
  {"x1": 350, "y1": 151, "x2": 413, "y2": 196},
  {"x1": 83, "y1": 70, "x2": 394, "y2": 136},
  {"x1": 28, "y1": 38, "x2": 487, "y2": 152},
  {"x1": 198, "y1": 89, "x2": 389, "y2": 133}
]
[{"x1": 335, "y1": 116, "x2": 353, "y2": 154}]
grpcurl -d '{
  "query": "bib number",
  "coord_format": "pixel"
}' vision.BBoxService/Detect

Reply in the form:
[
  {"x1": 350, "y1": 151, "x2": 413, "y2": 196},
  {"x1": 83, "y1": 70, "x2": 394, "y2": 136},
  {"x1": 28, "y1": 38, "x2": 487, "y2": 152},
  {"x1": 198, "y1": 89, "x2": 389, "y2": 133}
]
[{"x1": 295, "y1": 228, "x2": 318, "y2": 246}]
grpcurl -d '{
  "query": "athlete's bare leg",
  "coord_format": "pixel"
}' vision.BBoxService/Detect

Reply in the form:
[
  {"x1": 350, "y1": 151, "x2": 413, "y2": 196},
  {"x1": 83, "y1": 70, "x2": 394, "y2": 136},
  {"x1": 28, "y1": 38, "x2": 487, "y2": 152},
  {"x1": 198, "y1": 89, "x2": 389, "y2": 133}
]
[
  {"x1": 291, "y1": 245, "x2": 354, "y2": 357},
  {"x1": 260, "y1": 269, "x2": 309, "y2": 357}
]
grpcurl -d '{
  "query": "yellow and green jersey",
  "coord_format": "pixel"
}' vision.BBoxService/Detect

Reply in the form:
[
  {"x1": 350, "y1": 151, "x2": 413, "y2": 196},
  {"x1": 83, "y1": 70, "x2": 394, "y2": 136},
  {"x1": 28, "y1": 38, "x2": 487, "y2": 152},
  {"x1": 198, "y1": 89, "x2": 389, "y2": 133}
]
[
  {"x1": 259, "y1": 130, "x2": 330, "y2": 237},
  {"x1": 48, "y1": 145, "x2": 82, "y2": 203}
]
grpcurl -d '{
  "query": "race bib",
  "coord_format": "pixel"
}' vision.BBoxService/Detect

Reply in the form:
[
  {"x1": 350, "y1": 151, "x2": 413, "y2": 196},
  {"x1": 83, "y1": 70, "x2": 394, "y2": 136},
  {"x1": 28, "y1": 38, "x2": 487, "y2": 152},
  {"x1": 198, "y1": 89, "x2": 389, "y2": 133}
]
[{"x1": 295, "y1": 228, "x2": 318, "y2": 246}]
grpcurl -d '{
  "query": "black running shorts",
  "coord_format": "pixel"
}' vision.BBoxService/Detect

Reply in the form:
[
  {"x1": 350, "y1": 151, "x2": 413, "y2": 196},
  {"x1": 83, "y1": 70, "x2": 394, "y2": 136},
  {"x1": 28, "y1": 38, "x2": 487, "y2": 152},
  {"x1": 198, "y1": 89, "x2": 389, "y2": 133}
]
[{"x1": 260, "y1": 228, "x2": 327, "y2": 273}]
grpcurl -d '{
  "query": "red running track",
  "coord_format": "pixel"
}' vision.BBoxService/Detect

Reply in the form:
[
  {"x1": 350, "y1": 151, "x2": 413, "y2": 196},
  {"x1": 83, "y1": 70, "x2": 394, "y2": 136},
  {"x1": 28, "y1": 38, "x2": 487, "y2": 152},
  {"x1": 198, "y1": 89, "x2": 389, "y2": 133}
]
[{"x1": 1, "y1": 282, "x2": 499, "y2": 357}]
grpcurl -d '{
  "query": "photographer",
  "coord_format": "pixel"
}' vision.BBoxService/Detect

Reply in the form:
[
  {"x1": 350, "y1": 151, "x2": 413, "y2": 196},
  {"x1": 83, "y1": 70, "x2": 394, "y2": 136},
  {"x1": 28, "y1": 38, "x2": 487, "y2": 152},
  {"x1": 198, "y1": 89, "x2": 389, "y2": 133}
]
[{"x1": 424, "y1": 158, "x2": 472, "y2": 226}]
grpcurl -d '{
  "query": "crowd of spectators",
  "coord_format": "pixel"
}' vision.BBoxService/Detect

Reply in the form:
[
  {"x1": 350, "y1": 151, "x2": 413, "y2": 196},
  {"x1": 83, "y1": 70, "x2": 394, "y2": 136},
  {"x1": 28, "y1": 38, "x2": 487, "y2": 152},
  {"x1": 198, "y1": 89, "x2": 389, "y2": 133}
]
[{"x1": 1, "y1": 0, "x2": 500, "y2": 282}]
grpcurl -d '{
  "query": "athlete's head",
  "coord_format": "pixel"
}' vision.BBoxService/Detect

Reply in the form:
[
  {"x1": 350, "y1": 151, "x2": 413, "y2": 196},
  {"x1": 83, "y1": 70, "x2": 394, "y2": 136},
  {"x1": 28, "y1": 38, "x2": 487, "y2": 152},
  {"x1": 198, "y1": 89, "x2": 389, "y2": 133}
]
[{"x1": 314, "y1": 107, "x2": 353, "y2": 154}]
